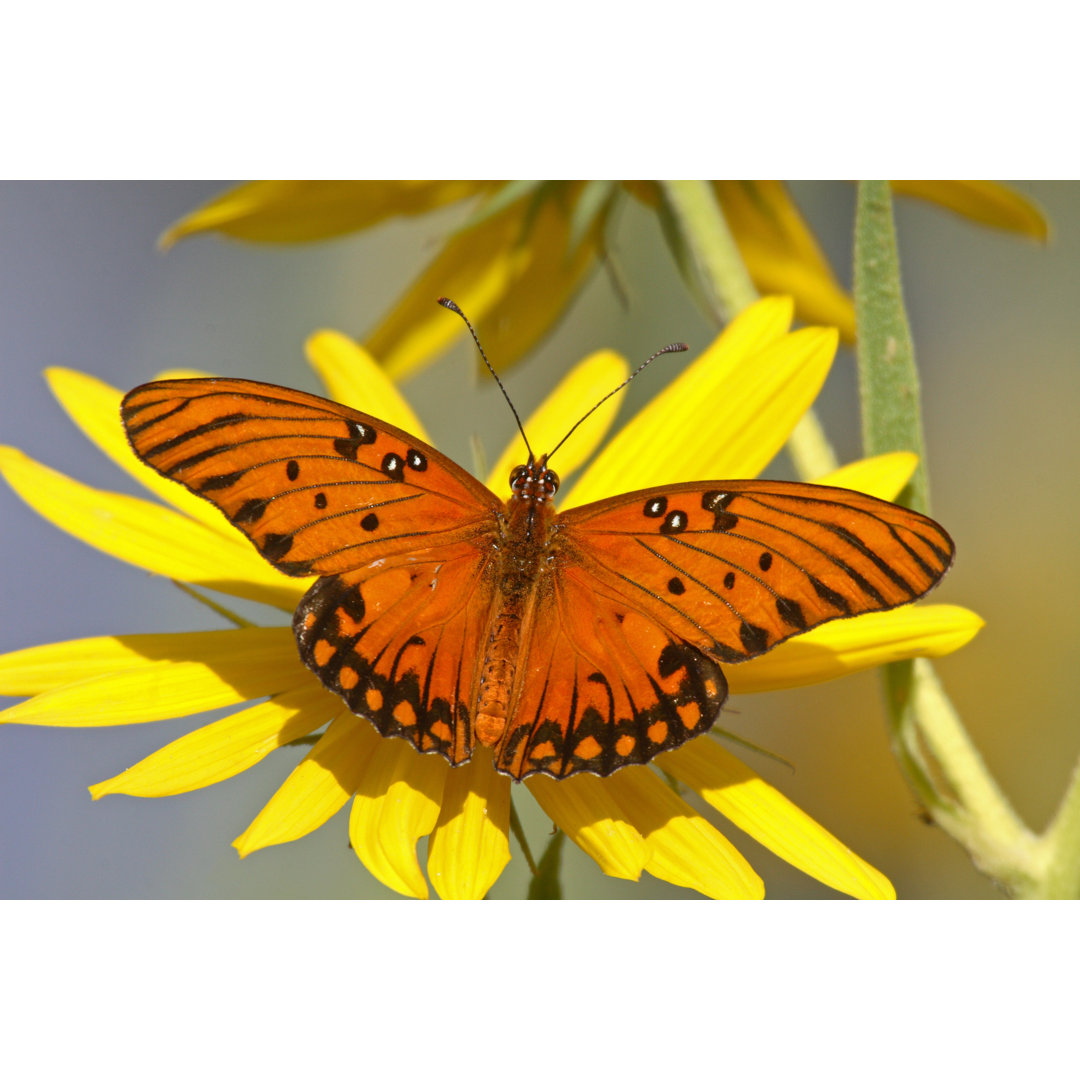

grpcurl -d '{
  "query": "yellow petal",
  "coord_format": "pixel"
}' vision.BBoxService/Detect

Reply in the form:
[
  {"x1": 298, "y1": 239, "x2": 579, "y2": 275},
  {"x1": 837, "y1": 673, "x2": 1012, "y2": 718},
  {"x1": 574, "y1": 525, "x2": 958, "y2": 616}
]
[
  {"x1": 160, "y1": 180, "x2": 494, "y2": 248},
  {"x1": 349, "y1": 740, "x2": 449, "y2": 900},
  {"x1": 726, "y1": 604, "x2": 985, "y2": 694},
  {"x1": 367, "y1": 185, "x2": 601, "y2": 380},
  {"x1": 0, "y1": 627, "x2": 294, "y2": 697},
  {"x1": 44, "y1": 368, "x2": 237, "y2": 538},
  {"x1": 0, "y1": 628, "x2": 308, "y2": 727},
  {"x1": 891, "y1": 181, "x2": 1049, "y2": 241},
  {"x1": 0, "y1": 446, "x2": 305, "y2": 611},
  {"x1": 305, "y1": 331, "x2": 431, "y2": 441},
  {"x1": 565, "y1": 302, "x2": 837, "y2": 507},
  {"x1": 233, "y1": 713, "x2": 380, "y2": 856},
  {"x1": 89, "y1": 682, "x2": 334, "y2": 798},
  {"x1": 814, "y1": 451, "x2": 918, "y2": 501},
  {"x1": 485, "y1": 349, "x2": 630, "y2": 493},
  {"x1": 715, "y1": 181, "x2": 857, "y2": 341},
  {"x1": 526, "y1": 772, "x2": 648, "y2": 881},
  {"x1": 603, "y1": 767, "x2": 764, "y2": 898},
  {"x1": 151, "y1": 367, "x2": 216, "y2": 380},
  {"x1": 427, "y1": 750, "x2": 511, "y2": 899},
  {"x1": 662, "y1": 738, "x2": 895, "y2": 899}
]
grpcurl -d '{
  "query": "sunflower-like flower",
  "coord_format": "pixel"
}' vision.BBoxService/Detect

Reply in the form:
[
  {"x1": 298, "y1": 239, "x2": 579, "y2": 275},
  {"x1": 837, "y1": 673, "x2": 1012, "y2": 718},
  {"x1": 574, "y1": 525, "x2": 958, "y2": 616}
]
[
  {"x1": 0, "y1": 297, "x2": 983, "y2": 898},
  {"x1": 160, "y1": 180, "x2": 1049, "y2": 377}
]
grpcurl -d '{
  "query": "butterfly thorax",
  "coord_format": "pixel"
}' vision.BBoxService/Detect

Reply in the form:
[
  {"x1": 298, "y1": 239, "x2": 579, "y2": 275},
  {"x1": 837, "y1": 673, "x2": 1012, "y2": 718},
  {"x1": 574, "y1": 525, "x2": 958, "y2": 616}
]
[{"x1": 473, "y1": 459, "x2": 561, "y2": 748}]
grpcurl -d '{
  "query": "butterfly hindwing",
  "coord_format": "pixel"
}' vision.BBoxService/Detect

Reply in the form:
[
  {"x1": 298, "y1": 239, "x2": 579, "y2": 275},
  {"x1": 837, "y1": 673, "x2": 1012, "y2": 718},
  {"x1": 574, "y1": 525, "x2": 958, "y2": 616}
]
[
  {"x1": 495, "y1": 562, "x2": 728, "y2": 780},
  {"x1": 121, "y1": 378, "x2": 500, "y2": 576},
  {"x1": 293, "y1": 541, "x2": 497, "y2": 764},
  {"x1": 557, "y1": 479, "x2": 955, "y2": 664}
]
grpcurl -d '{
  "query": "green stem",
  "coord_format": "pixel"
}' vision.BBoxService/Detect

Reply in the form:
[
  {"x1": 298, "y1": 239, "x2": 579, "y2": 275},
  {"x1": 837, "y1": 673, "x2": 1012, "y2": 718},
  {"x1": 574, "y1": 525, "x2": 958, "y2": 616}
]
[
  {"x1": 852, "y1": 181, "x2": 1074, "y2": 896},
  {"x1": 853, "y1": 181, "x2": 929, "y2": 512},
  {"x1": 1031, "y1": 756, "x2": 1080, "y2": 897},
  {"x1": 658, "y1": 180, "x2": 757, "y2": 323}
]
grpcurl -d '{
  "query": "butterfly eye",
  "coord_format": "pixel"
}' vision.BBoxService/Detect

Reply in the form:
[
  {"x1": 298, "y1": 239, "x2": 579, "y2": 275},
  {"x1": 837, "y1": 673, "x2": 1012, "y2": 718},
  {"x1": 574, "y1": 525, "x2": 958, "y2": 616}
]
[
  {"x1": 542, "y1": 469, "x2": 560, "y2": 496},
  {"x1": 509, "y1": 465, "x2": 528, "y2": 492}
]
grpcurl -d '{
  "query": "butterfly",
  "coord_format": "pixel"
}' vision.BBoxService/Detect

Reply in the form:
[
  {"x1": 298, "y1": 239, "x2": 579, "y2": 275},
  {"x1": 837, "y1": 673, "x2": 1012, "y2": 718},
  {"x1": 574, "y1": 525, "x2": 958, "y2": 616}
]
[{"x1": 121, "y1": 307, "x2": 953, "y2": 782}]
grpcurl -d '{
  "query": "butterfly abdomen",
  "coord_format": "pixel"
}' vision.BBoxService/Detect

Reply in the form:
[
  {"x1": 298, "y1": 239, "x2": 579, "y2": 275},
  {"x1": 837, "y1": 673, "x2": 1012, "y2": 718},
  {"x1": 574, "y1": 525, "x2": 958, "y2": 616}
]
[{"x1": 473, "y1": 491, "x2": 558, "y2": 750}]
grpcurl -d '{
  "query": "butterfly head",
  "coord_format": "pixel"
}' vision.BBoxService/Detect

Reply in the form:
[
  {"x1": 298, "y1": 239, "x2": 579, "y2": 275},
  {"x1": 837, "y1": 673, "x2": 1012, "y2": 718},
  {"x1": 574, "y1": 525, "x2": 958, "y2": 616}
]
[{"x1": 509, "y1": 456, "x2": 560, "y2": 504}]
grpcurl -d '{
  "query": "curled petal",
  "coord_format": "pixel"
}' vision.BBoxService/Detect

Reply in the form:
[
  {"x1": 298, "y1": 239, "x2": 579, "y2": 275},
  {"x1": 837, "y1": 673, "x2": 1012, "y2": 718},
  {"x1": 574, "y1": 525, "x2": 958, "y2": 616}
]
[
  {"x1": 160, "y1": 180, "x2": 494, "y2": 248},
  {"x1": 427, "y1": 750, "x2": 511, "y2": 899},
  {"x1": 726, "y1": 604, "x2": 984, "y2": 694},
  {"x1": 233, "y1": 713, "x2": 381, "y2": 856},
  {"x1": 602, "y1": 767, "x2": 764, "y2": 898},
  {"x1": 891, "y1": 180, "x2": 1049, "y2": 241},
  {"x1": 0, "y1": 446, "x2": 305, "y2": 610},
  {"x1": 662, "y1": 738, "x2": 895, "y2": 899},
  {"x1": 366, "y1": 186, "x2": 602, "y2": 379},
  {"x1": 89, "y1": 683, "x2": 335, "y2": 798},
  {"x1": 305, "y1": 331, "x2": 431, "y2": 440},
  {"x1": 714, "y1": 181, "x2": 856, "y2": 341},
  {"x1": 526, "y1": 772, "x2": 648, "y2": 882},
  {"x1": 0, "y1": 628, "x2": 307, "y2": 726},
  {"x1": 349, "y1": 740, "x2": 448, "y2": 900}
]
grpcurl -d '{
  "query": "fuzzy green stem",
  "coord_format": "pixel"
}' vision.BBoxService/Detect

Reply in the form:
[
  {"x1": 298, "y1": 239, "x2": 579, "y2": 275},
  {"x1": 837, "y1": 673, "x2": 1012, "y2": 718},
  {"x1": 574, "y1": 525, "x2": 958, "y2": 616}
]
[
  {"x1": 853, "y1": 181, "x2": 1061, "y2": 895},
  {"x1": 853, "y1": 181, "x2": 929, "y2": 512}
]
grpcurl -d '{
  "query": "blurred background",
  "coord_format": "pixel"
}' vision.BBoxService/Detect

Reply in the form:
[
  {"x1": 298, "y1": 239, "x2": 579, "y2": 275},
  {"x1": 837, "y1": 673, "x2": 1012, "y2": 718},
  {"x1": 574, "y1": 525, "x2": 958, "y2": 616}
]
[{"x1": 1, "y1": 180, "x2": 1076, "y2": 899}]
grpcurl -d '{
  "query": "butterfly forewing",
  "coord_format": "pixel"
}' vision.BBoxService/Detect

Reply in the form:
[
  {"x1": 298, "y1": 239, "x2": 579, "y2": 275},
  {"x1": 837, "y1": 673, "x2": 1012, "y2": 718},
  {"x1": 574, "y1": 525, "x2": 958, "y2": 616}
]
[
  {"x1": 558, "y1": 479, "x2": 955, "y2": 664},
  {"x1": 121, "y1": 379, "x2": 500, "y2": 576}
]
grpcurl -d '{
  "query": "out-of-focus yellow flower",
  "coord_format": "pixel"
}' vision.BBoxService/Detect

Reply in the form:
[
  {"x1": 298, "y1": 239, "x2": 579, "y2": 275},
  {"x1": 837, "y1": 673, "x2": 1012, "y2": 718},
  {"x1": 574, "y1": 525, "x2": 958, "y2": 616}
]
[
  {"x1": 162, "y1": 180, "x2": 1048, "y2": 370},
  {"x1": 0, "y1": 297, "x2": 983, "y2": 899}
]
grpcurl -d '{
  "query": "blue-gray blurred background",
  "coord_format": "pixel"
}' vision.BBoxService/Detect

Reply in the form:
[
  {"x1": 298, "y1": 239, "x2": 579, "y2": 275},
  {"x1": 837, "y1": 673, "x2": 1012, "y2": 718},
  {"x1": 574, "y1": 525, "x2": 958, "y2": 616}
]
[{"x1": 1, "y1": 181, "x2": 1076, "y2": 899}]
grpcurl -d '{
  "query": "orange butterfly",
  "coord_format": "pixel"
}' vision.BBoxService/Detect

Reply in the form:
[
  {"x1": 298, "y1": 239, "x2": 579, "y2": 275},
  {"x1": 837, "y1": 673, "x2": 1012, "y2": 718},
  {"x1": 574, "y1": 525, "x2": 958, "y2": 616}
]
[{"x1": 121, "y1": 305, "x2": 953, "y2": 781}]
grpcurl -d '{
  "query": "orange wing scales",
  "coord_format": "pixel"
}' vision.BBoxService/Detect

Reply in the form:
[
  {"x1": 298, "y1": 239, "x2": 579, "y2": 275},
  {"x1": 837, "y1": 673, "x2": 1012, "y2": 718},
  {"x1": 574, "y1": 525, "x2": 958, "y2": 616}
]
[
  {"x1": 121, "y1": 379, "x2": 499, "y2": 577},
  {"x1": 495, "y1": 568, "x2": 728, "y2": 778},
  {"x1": 294, "y1": 545, "x2": 495, "y2": 764},
  {"x1": 122, "y1": 378, "x2": 956, "y2": 783},
  {"x1": 562, "y1": 480, "x2": 954, "y2": 665}
]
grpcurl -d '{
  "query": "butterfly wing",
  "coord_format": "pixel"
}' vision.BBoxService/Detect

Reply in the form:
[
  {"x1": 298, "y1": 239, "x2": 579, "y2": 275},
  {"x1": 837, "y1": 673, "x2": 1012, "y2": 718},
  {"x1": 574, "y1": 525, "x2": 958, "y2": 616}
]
[
  {"x1": 121, "y1": 378, "x2": 500, "y2": 576},
  {"x1": 496, "y1": 479, "x2": 953, "y2": 781},
  {"x1": 293, "y1": 542, "x2": 497, "y2": 765},
  {"x1": 494, "y1": 561, "x2": 727, "y2": 779},
  {"x1": 557, "y1": 479, "x2": 954, "y2": 665},
  {"x1": 122, "y1": 377, "x2": 504, "y2": 766}
]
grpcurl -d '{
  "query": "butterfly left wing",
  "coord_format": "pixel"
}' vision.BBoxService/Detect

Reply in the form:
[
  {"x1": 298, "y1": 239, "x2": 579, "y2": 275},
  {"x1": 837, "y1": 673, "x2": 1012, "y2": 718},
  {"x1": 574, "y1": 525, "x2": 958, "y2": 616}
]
[
  {"x1": 122, "y1": 377, "x2": 505, "y2": 769},
  {"x1": 294, "y1": 541, "x2": 497, "y2": 765},
  {"x1": 556, "y1": 478, "x2": 955, "y2": 665},
  {"x1": 121, "y1": 378, "x2": 501, "y2": 577}
]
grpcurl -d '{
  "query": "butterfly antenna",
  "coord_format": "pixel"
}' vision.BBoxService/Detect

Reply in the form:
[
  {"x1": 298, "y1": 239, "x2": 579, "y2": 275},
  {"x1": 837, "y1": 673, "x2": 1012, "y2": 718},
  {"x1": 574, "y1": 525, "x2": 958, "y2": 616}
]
[
  {"x1": 545, "y1": 341, "x2": 688, "y2": 463},
  {"x1": 437, "y1": 297, "x2": 535, "y2": 461}
]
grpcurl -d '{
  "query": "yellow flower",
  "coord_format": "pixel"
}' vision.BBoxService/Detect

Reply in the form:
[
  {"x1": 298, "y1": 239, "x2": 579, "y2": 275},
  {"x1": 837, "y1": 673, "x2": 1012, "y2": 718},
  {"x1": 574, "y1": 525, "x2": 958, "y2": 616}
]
[
  {"x1": 0, "y1": 297, "x2": 984, "y2": 898},
  {"x1": 161, "y1": 180, "x2": 1048, "y2": 372}
]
